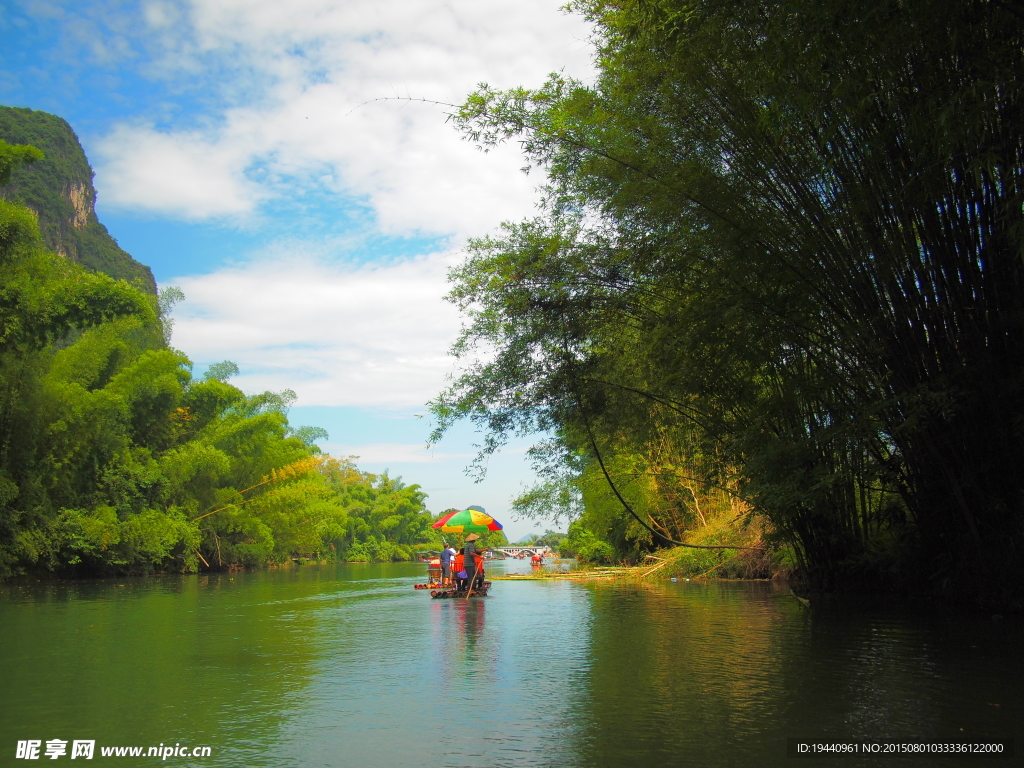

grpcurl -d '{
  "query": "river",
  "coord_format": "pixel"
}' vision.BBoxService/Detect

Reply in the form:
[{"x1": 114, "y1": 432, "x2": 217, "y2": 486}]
[{"x1": 1, "y1": 561, "x2": 1020, "y2": 767}]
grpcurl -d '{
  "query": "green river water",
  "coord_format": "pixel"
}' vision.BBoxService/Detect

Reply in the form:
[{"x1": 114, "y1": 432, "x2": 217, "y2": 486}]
[{"x1": 0, "y1": 561, "x2": 1020, "y2": 767}]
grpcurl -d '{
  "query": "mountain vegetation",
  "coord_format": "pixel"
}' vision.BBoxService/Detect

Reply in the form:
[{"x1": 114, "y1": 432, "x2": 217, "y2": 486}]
[
  {"x1": 0, "y1": 106, "x2": 156, "y2": 292},
  {"x1": 431, "y1": 0, "x2": 1024, "y2": 606},
  {"x1": 0, "y1": 113, "x2": 455, "y2": 579}
]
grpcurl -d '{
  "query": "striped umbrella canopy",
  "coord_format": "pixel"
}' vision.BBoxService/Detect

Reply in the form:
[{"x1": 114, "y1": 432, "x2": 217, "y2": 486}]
[{"x1": 432, "y1": 505, "x2": 503, "y2": 534}]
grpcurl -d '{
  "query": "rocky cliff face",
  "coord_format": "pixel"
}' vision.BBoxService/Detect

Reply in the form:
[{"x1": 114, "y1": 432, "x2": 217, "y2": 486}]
[
  {"x1": 67, "y1": 181, "x2": 93, "y2": 229},
  {"x1": 0, "y1": 106, "x2": 156, "y2": 293}
]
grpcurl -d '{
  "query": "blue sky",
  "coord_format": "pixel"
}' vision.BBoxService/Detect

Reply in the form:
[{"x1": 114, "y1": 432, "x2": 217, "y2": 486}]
[{"x1": 0, "y1": 0, "x2": 594, "y2": 541}]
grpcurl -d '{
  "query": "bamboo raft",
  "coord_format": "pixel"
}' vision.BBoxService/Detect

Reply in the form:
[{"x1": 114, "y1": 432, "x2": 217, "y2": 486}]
[
  {"x1": 415, "y1": 556, "x2": 493, "y2": 597},
  {"x1": 413, "y1": 578, "x2": 493, "y2": 597},
  {"x1": 427, "y1": 582, "x2": 492, "y2": 598}
]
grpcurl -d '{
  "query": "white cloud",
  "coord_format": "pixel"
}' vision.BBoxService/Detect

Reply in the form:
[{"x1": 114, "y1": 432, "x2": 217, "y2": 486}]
[
  {"x1": 97, "y1": 123, "x2": 265, "y2": 218},
  {"x1": 171, "y1": 244, "x2": 466, "y2": 407},
  {"x1": 93, "y1": 0, "x2": 595, "y2": 235}
]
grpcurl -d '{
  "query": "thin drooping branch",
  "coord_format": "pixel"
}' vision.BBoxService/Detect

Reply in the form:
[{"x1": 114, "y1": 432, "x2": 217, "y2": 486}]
[{"x1": 581, "y1": 412, "x2": 762, "y2": 551}]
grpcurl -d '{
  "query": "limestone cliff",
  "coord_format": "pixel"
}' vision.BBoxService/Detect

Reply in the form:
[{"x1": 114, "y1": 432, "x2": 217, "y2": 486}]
[{"x1": 0, "y1": 106, "x2": 156, "y2": 293}]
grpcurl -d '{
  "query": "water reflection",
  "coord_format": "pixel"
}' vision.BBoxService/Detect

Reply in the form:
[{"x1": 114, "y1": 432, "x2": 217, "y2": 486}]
[
  {"x1": 0, "y1": 570, "x2": 328, "y2": 766},
  {"x1": 1, "y1": 567, "x2": 1020, "y2": 768},
  {"x1": 460, "y1": 597, "x2": 487, "y2": 649},
  {"x1": 569, "y1": 581, "x2": 1022, "y2": 768}
]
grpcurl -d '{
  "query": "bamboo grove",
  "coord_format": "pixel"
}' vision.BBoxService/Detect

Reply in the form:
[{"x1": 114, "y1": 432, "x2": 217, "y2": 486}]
[
  {"x1": 0, "y1": 139, "x2": 455, "y2": 579},
  {"x1": 429, "y1": 0, "x2": 1024, "y2": 604}
]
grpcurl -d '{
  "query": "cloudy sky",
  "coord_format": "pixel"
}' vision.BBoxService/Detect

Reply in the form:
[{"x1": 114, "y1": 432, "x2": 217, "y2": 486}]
[{"x1": 1, "y1": 0, "x2": 595, "y2": 540}]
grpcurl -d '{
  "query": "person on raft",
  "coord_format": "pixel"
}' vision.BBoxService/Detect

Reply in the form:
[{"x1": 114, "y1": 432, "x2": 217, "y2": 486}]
[
  {"x1": 440, "y1": 543, "x2": 456, "y2": 586},
  {"x1": 462, "y1": 533, "x2": 487, "y2": 590},
  {"x1": 452, "y1": 549, "x2": 467, "y2": 590},
  {"x1": 463, "y1": 532, "x2": 480, "y2": 564}
]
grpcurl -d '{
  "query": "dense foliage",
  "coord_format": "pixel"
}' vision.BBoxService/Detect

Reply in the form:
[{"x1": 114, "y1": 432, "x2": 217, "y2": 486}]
[
  {"x1": 431, "y1": 0, "x2": 1024, "y2": 604},
  {"x1": 0, "y1": 106, "x2": 156, "y2": 292},
  {"x1": 0, "y1": 137, "x2": 452, "y2": 579}
]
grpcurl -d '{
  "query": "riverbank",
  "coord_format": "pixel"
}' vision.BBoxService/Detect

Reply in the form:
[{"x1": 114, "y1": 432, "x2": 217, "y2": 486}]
[
  {"x1": 494, "y1": 542, "x2": 789, "y2": 582},
  {"x1": 492, "y1": 556, "x2": 781, "y2": 583}
]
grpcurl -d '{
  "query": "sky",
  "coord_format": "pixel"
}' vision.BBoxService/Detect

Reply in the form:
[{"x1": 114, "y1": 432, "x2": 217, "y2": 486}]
[{"x1": 0, "y1": 0, "x2": 596, "y2": 541}]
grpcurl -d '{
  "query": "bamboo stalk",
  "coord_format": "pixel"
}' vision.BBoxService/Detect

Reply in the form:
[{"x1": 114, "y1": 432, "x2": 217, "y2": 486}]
[
  {"x1": 464, "y1": 562, "x2": 481, "y2": 598},
  {"x1": 692, "y1": 551, "x2": 740, "y2": 580},
  {"x1": 640, "y1": 559, "x2": 671, "y2": 578}
]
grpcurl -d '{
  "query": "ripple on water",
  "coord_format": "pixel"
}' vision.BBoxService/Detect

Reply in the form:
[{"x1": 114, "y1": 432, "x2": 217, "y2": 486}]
[{"x1": 1, "y1": 567, "x2": 1021, "y2": 768}]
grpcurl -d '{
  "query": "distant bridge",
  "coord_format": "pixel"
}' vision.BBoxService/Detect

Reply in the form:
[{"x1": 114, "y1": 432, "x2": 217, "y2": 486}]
[{"x1": 491, "y1": 546, "x2": 552, "y2": 558}]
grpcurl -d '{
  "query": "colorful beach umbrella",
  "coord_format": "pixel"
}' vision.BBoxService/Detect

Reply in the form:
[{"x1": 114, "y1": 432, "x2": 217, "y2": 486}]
[{"x1": 432, "y1": 505, "x2": 503, "y2": 534}]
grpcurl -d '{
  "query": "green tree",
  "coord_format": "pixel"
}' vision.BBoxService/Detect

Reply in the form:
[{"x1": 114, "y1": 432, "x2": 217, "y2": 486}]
[
  {"x1": 0, "y1": 133, "x2": 445, "y2": 580},
  {"x1": 432, "y1": 0, "x2": 1024, "y2": 604},
  {"x1": 0, "y1": 141, "x2": 156, "y2": 577}
]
